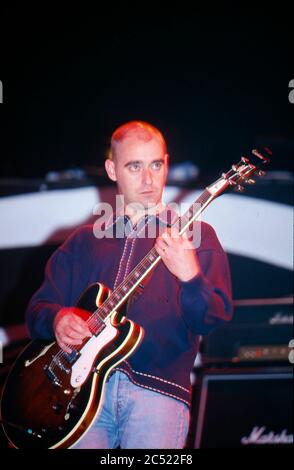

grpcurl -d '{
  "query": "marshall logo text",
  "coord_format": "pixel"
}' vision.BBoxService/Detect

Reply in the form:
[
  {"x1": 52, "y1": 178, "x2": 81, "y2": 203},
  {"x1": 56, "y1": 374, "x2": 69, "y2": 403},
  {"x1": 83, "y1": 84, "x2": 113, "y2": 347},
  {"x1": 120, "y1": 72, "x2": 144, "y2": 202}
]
[{"x1": 241, "y1": 426, "x2": 293, "y2": 445}]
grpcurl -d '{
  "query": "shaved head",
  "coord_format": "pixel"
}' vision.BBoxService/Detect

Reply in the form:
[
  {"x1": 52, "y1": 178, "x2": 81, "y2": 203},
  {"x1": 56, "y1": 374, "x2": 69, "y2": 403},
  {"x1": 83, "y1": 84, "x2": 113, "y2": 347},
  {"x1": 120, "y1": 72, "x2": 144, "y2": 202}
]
[{"x1": 109, "y1": 121, "x2": 167, "y2": 161}]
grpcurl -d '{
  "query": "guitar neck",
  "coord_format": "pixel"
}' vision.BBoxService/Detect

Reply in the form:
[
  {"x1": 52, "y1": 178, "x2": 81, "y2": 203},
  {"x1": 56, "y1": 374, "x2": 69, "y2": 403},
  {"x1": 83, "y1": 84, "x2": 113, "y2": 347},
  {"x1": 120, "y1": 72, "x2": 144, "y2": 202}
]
[{"x1": 96, "y1": 186, "x2": 220, "y2": 322}]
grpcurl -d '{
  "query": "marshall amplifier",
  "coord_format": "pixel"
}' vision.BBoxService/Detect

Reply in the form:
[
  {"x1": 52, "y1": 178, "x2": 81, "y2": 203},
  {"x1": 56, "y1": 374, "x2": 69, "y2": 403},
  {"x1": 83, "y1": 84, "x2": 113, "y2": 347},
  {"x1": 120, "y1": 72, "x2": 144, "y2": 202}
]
[
  {"x1": 187, "y1": 365, "x2": 293, "y2": 448},
  {"x1": 201, "y1": 299, "x2": 293, "y2": 364}
]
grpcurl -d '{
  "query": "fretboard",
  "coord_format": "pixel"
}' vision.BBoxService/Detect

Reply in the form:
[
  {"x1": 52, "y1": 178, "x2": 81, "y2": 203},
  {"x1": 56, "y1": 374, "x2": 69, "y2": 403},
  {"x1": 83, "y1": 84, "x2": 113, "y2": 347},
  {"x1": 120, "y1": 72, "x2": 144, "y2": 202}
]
[{"x1": 94, "y1": 187, "x2": 215, "y2": 323}]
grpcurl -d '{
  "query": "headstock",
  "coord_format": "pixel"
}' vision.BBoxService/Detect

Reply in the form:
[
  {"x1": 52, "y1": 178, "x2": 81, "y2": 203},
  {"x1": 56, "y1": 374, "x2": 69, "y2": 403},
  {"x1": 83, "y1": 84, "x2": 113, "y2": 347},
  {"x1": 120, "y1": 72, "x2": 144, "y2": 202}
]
[
  {"x1": 225, "y1": 147, "x2": 271, "y2": 192},
  {"x1": 207, "y1": 147, "x2": 271, "y2": 197}
]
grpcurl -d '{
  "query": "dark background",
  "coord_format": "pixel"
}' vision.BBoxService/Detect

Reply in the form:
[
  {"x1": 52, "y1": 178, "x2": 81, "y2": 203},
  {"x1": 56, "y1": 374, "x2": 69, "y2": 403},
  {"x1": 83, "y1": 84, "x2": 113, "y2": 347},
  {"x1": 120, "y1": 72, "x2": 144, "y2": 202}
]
[
  {"x1": 0, "y1": 5, "x2": 293, "y2": 326},
  {"x1": 0, "y1": 5, "x2": 293, "y2": 180},
  {"x1": 0, "y1": 6, "x2": 293, "y2": 451}
]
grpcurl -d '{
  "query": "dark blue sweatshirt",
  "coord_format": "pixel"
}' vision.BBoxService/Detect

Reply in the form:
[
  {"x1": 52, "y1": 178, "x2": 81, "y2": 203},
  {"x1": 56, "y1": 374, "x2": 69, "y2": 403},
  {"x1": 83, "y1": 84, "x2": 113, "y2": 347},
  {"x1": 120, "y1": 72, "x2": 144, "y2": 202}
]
[{"x1": 25, "y1": 213, "x2": 233, "y2": 406}]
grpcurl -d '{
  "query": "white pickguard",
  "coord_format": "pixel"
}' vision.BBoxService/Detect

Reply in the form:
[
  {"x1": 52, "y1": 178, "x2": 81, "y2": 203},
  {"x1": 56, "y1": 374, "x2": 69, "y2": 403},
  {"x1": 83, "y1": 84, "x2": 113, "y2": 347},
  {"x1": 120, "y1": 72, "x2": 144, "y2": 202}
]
[{"x1": 70, "y1": 317, "x2": 117, "y2": 387}]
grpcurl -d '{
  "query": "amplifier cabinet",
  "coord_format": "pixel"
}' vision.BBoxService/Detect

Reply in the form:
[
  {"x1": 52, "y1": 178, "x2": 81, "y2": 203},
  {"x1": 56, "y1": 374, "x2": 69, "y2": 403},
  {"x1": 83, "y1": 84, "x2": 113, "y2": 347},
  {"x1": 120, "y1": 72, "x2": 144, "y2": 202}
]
[{"x1": 188, "y1": 365, "x2": 293, "y2": 448}]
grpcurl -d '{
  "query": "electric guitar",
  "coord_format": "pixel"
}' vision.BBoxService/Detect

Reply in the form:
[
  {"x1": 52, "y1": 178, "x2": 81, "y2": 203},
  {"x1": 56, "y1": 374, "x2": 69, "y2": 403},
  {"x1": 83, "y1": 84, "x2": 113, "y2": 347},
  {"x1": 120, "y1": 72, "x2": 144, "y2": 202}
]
[{"x1": 0, "y1": 148, "x2": 271, "y2": 448}]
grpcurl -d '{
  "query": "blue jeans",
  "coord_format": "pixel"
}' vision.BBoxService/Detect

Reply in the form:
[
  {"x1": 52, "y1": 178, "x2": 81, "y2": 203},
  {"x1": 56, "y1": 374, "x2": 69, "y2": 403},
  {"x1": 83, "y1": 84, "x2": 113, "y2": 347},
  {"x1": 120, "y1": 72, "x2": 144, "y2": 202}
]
[{"x1": 72, "y1": 371, "x2": 190, "y2": 449}]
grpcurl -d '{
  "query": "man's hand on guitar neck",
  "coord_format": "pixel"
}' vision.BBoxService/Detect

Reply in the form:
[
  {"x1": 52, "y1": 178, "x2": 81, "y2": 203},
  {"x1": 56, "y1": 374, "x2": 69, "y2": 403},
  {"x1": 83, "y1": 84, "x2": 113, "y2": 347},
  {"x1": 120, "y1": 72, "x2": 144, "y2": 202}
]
[
  {"x1": 53, "y1": 307, "x2": 92, "y2": 353},
  {"x1": 155, "y1": 227, "x2": 201, "y2": 282}
]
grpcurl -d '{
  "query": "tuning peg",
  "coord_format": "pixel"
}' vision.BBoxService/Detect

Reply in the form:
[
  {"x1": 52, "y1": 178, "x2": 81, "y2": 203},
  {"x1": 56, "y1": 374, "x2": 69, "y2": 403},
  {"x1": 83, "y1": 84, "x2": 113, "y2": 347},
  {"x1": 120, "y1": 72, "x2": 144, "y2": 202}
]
[
  {"x1": 235, "y1": 185, "x2": 244, "y2": 192},
  {"x1": 258, "y1": 170, "x2": 266, "y2": 177},
  {"x1": 245, "y1": 178, "x2": 255, "y2": 184},
  {"x1": 252, "y1": 149, "x2": 271, "y2": 163},
  {"x1": 241, "y1": 157, "x2": 249, "y2": 163}
]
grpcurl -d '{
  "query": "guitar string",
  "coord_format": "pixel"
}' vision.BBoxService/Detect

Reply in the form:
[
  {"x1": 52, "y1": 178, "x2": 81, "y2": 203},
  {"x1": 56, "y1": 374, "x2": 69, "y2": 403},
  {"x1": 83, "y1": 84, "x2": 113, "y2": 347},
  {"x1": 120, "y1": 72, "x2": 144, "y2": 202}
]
[
  {"x1": 86, "y1": 215, "x2": 152, "y2": 332},
  {"x1": 49, "y1": 190, "x2": 215, "y2": 372},
  {"x1": 49, "y1": 214, "x2": 154, "y2": 371},
  {"x1": 49, "y1": 194, "x2": 212, "y2": 373}
]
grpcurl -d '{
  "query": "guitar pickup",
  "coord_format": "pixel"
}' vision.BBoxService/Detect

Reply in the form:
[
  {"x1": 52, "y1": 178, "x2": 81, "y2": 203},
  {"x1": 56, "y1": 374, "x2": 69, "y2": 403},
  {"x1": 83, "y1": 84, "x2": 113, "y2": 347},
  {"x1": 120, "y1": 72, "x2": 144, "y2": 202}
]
[{"x1": 63, "y1": 349, "x2": 80, "y2": 365}]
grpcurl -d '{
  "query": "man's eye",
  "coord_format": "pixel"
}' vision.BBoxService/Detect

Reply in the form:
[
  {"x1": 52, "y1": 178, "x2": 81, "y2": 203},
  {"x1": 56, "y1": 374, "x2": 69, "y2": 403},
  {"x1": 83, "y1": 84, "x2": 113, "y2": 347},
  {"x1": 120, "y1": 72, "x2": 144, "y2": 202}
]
[
  {"x1": 152, "y1": 162, "x2": 163, "y2": 170},
  {"x1": 129, "y1": 164, "x2": 141, "y2": 172}
]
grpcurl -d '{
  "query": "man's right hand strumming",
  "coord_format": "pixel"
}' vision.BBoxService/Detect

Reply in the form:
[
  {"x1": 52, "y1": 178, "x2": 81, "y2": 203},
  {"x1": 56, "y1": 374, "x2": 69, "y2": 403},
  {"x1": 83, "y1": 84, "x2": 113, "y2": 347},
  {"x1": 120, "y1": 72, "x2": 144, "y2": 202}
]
[{"x1": 53, "y1": 307, "x2": 92, "y2": 353}]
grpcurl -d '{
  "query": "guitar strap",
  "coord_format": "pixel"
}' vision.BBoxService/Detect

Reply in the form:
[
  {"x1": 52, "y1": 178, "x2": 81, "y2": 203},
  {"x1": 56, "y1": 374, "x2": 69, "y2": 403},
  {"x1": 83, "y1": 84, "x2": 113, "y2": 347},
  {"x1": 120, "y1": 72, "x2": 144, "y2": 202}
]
[{"x1": 126, "y1": 210, "x2": 176, "y2": 311}]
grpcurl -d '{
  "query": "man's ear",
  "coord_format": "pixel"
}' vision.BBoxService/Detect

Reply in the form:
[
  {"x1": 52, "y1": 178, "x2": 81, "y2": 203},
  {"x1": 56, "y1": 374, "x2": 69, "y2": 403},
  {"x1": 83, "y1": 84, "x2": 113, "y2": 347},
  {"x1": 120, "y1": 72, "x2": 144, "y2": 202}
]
[{"x1": 105, "y1": 159, "x2": 117, "y2": 182}]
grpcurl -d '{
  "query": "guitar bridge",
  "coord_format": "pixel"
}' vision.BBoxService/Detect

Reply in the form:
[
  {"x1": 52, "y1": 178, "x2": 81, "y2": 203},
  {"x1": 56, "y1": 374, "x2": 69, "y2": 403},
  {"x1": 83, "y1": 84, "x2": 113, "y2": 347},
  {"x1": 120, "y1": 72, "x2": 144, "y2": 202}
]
[{"x1": 43, "y1": 365, "x2": 62, "y2": 387}]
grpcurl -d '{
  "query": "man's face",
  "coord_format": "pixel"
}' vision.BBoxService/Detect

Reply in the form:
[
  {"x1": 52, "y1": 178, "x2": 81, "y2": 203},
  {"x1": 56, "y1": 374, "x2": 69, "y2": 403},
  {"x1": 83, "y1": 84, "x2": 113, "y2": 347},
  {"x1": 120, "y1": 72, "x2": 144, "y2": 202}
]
[{"x1": 105, "y1": 136, "x2": 168, "y2": 209}]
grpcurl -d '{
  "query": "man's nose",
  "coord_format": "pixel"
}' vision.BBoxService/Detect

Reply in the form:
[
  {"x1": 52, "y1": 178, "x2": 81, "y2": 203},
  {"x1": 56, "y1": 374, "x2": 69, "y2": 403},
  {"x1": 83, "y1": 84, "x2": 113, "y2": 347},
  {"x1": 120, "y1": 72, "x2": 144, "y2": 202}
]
[{"x1": 142, "y1": 168, "x2": 153, "y2": 185}]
